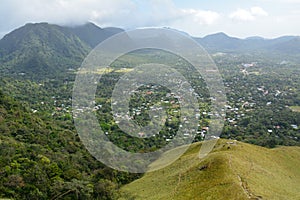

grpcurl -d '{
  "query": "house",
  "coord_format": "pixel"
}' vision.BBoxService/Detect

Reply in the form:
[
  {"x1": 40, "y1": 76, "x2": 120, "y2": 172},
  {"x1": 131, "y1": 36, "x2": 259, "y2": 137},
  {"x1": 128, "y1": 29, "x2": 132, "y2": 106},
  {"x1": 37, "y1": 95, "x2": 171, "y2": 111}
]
[{"x1": 291, "y1": 124, "x2": 298, "y2": 129}]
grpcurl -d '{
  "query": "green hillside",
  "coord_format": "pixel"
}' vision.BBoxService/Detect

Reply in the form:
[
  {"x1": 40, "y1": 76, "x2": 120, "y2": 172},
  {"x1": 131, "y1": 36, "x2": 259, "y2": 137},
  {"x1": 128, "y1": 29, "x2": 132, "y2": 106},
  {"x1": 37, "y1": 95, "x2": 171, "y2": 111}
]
[
  {"x1": 121, "y1": 139, "x2": 300, "y2": 200},
  {"x1": 0, "y1": 23, "x2": 90, "y2": 79},
  {"x1": 0, "y1": 90, "x2": 140, "y2": 199}
]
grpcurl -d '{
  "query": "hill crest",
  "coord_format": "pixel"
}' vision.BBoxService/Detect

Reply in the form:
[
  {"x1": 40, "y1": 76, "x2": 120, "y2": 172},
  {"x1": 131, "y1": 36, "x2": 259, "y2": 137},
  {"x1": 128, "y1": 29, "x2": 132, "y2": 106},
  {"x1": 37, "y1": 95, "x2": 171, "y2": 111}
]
[{"x1": 121, "y1": 139, "x2": 300, "y2": 200}]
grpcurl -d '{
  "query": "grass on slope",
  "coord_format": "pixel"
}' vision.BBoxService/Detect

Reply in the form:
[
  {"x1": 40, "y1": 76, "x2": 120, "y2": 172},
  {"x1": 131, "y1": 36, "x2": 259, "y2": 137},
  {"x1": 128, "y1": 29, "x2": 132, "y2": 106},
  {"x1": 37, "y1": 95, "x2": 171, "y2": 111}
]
[
  {"x1": 121, "y1": 139, "x2": 300, "y2": 200},
  {"x1": 290, "y1": 106, "x2": 300, "y2": 113}
]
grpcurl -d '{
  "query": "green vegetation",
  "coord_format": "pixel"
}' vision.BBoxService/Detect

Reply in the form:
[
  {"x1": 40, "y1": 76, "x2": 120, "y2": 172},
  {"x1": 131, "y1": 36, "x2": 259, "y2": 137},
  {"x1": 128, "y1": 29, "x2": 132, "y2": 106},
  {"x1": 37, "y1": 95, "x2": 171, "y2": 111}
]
[
  {"x1": 0, "y1": 23, "x2": 90, "y2": 80},
  {"x1": 290, "y1": 106, "x2": 300, "y2": 113},
  {"x1": 122, "y1": 139, "x2": 300, "y2": 200},
  {"x1": 0, "y1": 90, "x2": 140, "y2": 199},
  {"x1": 0, "y1": 22, "x2": 299, "y2": 199}
]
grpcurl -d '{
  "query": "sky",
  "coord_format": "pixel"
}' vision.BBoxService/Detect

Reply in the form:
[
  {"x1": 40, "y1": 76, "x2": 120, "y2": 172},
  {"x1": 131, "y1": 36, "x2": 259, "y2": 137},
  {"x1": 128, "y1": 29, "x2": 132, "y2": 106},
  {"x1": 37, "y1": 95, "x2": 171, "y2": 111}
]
[{"x1": 0, "y1": 0, "x2": 300, "y2": 39}]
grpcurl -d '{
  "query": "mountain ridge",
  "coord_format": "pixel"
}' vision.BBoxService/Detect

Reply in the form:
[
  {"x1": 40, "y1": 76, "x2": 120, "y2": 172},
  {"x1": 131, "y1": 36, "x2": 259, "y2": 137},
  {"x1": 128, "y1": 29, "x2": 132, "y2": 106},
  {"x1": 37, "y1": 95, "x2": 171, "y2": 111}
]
[
  {"x1": 0, "y1": 22, "x2": 91, "y2": 79},
  {"x1": 194, "y1": 32, "x2": 300, "y2": 54},
  {"x1": 0, "y1": 22, "x2": 300, "y2": 80},
  {"x1": 121, "y1": 139, "x2": 300, "y2": 200},
  {"x1": 1, "y1": 22, "x2": 300, "y2": 54},
  {"x1": 67, "y1": 22, "x2": 124, "y2": 48}
]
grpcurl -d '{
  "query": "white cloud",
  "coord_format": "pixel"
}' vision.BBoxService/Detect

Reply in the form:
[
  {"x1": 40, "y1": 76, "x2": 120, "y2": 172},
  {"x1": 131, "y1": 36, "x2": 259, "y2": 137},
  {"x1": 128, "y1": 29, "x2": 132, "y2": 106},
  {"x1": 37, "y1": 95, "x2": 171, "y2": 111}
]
[
  {"x1": 0, "y1": 0, "x2": 136, "y2": 29},
  {"x1": 229, "y1": 9, "x2": 255, "y2": 21},
  {"x1": 0, "y1": 0, "x2": 299, "y2": 39},
  {"x1": 250, "y1": 7, "x2": 268, "y2": 17},
  {"x1": 127, "y1": 1, "x2": 220, "y2": 28},
  {"x1": 229, "y1": 7, "x2": 268, "y2": 21},
  {"x1": 0, "y1": 0, "x2": 220, "y2": 35},
  {"x1": 181, "y1": 9, "x2": 220, "y2": 25}
]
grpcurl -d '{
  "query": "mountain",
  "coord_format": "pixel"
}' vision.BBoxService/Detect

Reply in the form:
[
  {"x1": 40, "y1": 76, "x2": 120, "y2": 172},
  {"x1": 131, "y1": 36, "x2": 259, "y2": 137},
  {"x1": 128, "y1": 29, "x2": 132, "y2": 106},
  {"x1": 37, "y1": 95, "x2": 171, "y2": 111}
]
[
  {"x1": 121, "y1": 139, "x2": 300, "y2": 200},
  {"x1": 0, "y1": 23, "x2": 90, "y2": 79},
  {"x1": 195, "y1": 32, "x2": 243, "y2": 52},
  {"x1": 0, "y1": 22, "x2": 125, "y2": 80},
  {"x1": 245, "y1": 36, "x2": 265, "y2": 40},
  {"x1": 195, "y1": 32, "x2": 300, "y2": 55},
  {"x1": 67, "y1": 22, "x2": 124, "y2": 48},
  {"x1": 0, "y1": 22, "x2": 299, "y2": 80},
  {"x1": 270, "y1": 37, "x2": 300, "y2": 54}
]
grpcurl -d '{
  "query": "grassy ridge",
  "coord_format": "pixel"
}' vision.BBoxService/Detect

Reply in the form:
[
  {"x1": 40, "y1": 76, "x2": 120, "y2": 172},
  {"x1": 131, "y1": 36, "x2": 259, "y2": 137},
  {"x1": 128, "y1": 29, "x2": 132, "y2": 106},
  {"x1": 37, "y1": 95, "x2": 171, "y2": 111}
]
[
  {"x1": 121, "y1": 140, "x2": 300, "y2": 200},
  {"x1": 290, "y1": 106, "x2": 300, "y2": 113}
]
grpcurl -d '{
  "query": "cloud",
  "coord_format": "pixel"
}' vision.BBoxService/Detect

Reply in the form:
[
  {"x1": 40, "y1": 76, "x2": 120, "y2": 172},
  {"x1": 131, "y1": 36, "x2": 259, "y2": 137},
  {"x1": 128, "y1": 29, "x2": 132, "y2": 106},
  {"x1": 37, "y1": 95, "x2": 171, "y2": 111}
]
[
  {"x1": 0, "y1": 0, "x2": 136, "y2": 29},
  {"x1": 0, "y1": 0, "x2": 220, "y2": 36},
  {"x1": 229, "y1": 7, "x2": 268, "y2": 21},
  {"x1": 120, "y1": 1, "x2": 220, "y2": 28},
  {"x1": 181, "y1": 9, "x2": 220, "y2": 25},
  {"x1": 0, "y1": 0, "x2": 299, "y2": 39},
  {"x1": 229, "y1": 9, "x2": 255, "y2": 21},
  {"x1": 250, "y1": 7, "x2": 268, "y2": 17}
]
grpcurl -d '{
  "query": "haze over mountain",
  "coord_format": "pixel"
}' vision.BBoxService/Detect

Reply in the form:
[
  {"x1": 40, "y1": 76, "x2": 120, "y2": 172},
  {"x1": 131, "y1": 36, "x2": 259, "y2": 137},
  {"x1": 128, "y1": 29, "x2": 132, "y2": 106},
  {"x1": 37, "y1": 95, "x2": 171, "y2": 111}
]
[
  {"x1": 0, "y1": 22, "x2": 299, "y2": 79},
  {"x1": 67, "y1": 23, "x2": 124, "y2": 48},
  {"x1": 195, "y1": 32, "x2": 300, "y2": 54}
]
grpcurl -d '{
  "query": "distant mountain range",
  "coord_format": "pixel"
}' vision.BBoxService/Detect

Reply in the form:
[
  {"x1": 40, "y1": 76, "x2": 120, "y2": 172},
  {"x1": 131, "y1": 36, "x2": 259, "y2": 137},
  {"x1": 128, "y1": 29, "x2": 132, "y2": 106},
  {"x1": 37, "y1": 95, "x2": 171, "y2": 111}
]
[
  {"x1": 0, "y1": 22, "x2": 299, "y2": 79},
  {"x1": 195, "y1": 32, "x2": 300, "y2": 54}
]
